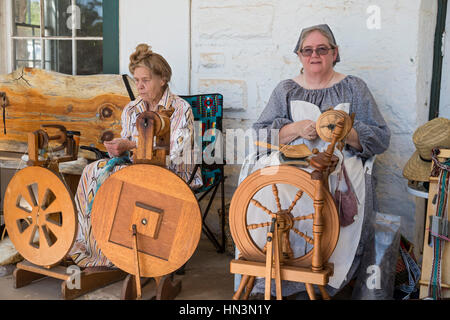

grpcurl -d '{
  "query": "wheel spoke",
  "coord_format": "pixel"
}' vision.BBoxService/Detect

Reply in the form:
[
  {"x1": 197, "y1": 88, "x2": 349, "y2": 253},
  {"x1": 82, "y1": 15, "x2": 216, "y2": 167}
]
[
  {"x1": 250, "y1": 199, "x2": 274, "y2": 216},
  {"x1": 247, "y1": 221, "x2": 272, "y2": 230},
  {"x1": 293, "y1": 213, "x2": 314, "y2": 221},
  {"x1": 8, "y1": 205, "x2": 32, "y2": 222},
  {"x1": 40, "y1": 225, "x2": 57, "y2": 248},
  {"x1": 291, "y1": 227, "x2": 314, "y2": 245},
  {"x1": 287, "y1": 190, "x2": 304, "y2": 213},
  {"x1": 272, "y1": 184, "x2": 282, "y2": 212},
  {"x1": 46, "y1": 223, "x2": 63, "y2": 241},
  {"x1": 42, "y1": 199, "x2": 60, "y2": 216}
]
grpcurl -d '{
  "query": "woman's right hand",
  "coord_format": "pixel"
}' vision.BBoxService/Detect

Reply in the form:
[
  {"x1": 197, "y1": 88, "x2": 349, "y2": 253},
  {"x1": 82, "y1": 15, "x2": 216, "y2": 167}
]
[
  {"x1": 298, "y1": 120, "x2": 318, "y2": 140},
  {"x1": 104, "y1": 138, "x2": 135, "y2": 157}
]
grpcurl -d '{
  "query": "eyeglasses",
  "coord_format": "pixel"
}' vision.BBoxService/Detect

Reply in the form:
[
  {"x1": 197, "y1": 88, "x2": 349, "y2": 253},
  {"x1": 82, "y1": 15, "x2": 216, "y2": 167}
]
[{"x1": 299, "y1": 46, "x2": 334, "y2": 57}]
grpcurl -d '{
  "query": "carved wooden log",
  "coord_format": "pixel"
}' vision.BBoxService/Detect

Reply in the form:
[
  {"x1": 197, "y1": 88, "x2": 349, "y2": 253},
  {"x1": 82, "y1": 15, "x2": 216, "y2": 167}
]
[{"x1": 0, "y1": 67, "x2": 137, "y2": 159}]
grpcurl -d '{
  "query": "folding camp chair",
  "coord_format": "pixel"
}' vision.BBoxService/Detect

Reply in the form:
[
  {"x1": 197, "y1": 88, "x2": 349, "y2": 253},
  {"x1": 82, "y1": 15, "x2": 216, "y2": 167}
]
[{"x1": 181, "y1": 94, "x2": 226, "y2": 253}]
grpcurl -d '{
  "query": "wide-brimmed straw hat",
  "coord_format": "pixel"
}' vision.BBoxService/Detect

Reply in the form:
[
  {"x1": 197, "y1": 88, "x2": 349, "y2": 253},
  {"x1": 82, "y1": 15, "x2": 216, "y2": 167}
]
[{"x1": 403, "y1": 117, "x2": 450, "y2": 182}]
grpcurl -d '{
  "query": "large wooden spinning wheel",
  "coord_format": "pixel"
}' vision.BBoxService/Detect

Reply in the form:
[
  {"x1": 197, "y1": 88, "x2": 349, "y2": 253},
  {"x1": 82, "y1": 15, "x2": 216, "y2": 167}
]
[
  {"x1": 91, "y1": 164, "x2": 202, "y2": 278},
  {"x1": 230, "y1": 165, "x2": 339, "y2": 268},
  {"x1": 3, "y1": 166, "x2": 77, "y2": 267}
]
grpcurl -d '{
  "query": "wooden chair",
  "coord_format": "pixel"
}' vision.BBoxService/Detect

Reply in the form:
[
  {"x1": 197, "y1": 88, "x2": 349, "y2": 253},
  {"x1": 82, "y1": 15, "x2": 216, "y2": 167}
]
[
  {"x1": 181, "y1": 94, "x2": 226, "y2": 253},
  {"x1": 229, "y1": 110, "x2": 353, "y2": 300}
]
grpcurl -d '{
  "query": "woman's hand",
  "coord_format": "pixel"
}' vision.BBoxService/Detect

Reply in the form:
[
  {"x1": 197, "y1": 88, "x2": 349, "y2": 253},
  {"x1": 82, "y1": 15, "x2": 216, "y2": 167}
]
[
  {"x1": 279, "y1": 120, "x2": 318, "y2": 144},
  {"x1": 298, "y1": 120, "x2": 318, "y2": 140},
  {"x1": 345, "y1": 128, "x2": 363, "y2": 151},
  {"x1": 104, "y1": 138, "x2": 135, "y2": 157}
]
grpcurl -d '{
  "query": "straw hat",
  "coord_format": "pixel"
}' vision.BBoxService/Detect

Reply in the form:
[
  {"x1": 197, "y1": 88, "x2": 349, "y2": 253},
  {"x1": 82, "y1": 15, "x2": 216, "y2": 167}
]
[{"x1": 403, "y1": 117, "x2": 450, "y2": 182}]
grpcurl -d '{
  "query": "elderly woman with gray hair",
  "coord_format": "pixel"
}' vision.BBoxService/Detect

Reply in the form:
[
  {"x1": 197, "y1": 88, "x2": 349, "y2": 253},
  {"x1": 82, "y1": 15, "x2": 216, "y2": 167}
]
[{"x1": 240, "y1": 24, "x2": 391, "y2": 299}]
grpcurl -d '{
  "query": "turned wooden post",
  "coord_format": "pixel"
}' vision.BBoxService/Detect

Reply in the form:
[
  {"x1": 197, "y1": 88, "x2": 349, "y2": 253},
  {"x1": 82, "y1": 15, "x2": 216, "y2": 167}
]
[
  {"x1": 309, "y1": 116, "x2": 346, "y2": 273},
  {"x1": 311, "y1": 170, "x2": 325, "y2": 272}
]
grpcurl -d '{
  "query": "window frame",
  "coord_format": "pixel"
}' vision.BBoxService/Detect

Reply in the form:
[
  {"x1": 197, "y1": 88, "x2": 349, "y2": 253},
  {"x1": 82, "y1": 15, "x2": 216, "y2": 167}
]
[{"x1": 6, "y1": 0, "x2": 119, "y2": 75}]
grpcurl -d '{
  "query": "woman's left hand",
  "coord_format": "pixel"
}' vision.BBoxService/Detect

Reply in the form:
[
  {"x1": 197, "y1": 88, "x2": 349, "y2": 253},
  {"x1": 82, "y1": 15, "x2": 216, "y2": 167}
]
[{"x1": 345, "y1": 128, "x2": 363, "y2": 151}]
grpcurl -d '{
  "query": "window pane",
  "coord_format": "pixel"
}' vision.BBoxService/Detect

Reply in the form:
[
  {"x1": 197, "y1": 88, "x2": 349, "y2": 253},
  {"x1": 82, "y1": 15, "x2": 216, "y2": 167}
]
[
  {"x1": 13, "y1": 0, "x2": 41, "y2": 36},
  {"x1": 14, "y1": 39, "x2": 42, "y2": 69},
  {"x1": 45, "y1": 40, "x2": 73, "y2": 74},
  {"x1": 44, "y1": 0, "x2": 72, "y2": 37},
  {"x1": 77, "y1": 40, "x2": 102, "y2": 75},
  {"x1": 77, "y1": 0, "x2": 103, "y2": 37}
]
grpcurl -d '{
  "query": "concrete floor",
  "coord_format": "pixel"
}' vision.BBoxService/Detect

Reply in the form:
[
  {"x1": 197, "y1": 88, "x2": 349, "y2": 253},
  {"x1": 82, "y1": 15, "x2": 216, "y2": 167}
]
[{"x1": 0, "y1": 236, "x2": 235, "y2": 300}]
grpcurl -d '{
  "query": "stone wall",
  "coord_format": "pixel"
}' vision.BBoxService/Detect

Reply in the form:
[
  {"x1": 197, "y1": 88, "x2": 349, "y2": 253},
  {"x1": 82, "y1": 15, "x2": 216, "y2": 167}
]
[{"x1": 190, "y1": 0, "x2": 438, "y2": 241}]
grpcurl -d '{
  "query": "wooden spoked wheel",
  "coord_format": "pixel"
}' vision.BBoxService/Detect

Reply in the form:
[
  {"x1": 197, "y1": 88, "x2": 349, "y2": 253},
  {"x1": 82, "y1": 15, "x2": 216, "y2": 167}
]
[
  {"x1": 3, "y1": 166, "x2": 77, "y2": 267},
  {"x1": 316, "y1": 110, "x2": 352, "y2": 143},
  {"x1": 91, "y1": 164, "x2": 202, "y2": 278},
  {"x1": 229, "y1": 165, "x2": 339, "y2": 268}
]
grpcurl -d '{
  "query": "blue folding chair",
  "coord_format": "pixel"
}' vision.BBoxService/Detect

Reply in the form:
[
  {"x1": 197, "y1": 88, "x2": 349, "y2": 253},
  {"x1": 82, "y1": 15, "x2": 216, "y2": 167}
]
[{"x1": 181, "y1": 94, "x2": 226, "y2": 253}]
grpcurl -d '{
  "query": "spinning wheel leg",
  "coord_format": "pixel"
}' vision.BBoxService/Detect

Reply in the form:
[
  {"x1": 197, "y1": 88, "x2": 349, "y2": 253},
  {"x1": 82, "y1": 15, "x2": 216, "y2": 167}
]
[
  {"x1": 305, "y1": 283, "x2": 317, "y2": 300},
  {"x1": 233, "y1": 275, "x2": 250, "y2": 300},
  {"x1": 242, "y1": 276, "x2": 256, "y2": 300},
  {"x1": 155, "y1": 274, "x2": 182, "y2": 300},
  {"x1": 61, "y1": 269, "x2": 127, "y2": 300},
  {"x1": 13, "y1": 267, "x2": 46, "y2": 289},
  {"x1": 121, "y1": 275, "x2": 153, "y2": 300},
  {"x1": 318, "y1": 285, "x2": 330, "y2": 300},
  {"x1": 121, "y1": 275, "x2": 181, "y2": 300}
]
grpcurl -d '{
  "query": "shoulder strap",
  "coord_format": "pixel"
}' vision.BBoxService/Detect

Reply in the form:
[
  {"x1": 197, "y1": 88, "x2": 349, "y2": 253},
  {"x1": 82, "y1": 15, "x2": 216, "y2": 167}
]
[{"x1": 122, "y1": 74, "x2": 136, "y2": 101}]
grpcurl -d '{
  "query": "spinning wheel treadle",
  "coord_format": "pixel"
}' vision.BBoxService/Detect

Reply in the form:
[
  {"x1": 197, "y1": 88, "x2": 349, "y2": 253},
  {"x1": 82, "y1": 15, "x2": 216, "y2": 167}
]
[
  {"x1": 3, "y1": 166, "x2": 77, "y2": 267},
  {"x1": 91, "y1": 164, "x2": 202, "y2": 278},
  {"x1": 230, "y1": 166, "x2": 339, "y2": 267}
]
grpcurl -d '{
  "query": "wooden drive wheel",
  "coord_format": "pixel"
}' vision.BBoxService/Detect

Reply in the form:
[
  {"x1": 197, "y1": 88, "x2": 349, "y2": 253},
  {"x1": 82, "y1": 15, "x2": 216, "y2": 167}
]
[
  {"x1": 91, "y1": 164, "x2": 202, "y2": 278},
  {"x1": 229, "y1": 165, "x2": 339, "y2": 268},
  {"x1": 3, "y1": 166, "x2": 77, "y2": 267}
]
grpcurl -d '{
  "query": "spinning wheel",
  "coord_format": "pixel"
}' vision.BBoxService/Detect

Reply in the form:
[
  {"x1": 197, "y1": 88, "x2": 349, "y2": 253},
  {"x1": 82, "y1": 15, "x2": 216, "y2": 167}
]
[
  {"x1": 3, "y1": 125, "x2": 126, "y2": 300},
  {"x1": 230, "y1": 109, "x2": 354, "y2": 300},
  {"x1": 91, "y1": 105, "x2": 202, "y2": 300},
  {"x1": 3, "y1": 166, "x2": 77, "y2": 267},
  {"x1": 91, "y1": 164, "x2": 202, "y2": 278},
  {"x1": 230, "y1": 166, "x2": 339, "y2": 268}
]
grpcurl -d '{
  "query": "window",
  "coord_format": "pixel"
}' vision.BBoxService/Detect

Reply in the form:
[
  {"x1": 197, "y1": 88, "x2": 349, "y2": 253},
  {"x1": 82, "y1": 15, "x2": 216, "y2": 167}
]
[{"x1": 11, "y1": 0, "x2": 118, "y2": 75}]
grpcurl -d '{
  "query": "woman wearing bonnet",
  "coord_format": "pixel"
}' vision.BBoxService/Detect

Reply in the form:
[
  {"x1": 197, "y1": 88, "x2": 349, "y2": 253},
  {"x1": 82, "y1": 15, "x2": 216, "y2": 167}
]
[
  {"x1": 240, "y1": 24, "x2": 391, "y2": 298},
  {"x1": 68, "y1": 44, "x2": 202, "y2": 268}
]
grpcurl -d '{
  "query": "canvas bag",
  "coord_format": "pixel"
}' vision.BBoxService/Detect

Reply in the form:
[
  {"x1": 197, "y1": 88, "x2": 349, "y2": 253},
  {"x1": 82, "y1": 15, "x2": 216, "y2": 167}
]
[{"x1": 333, "y1": 162, "x2": 358, "y2": 227}]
